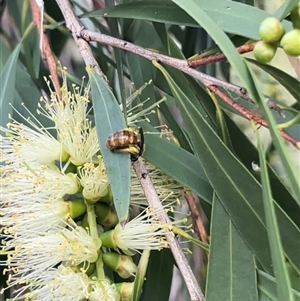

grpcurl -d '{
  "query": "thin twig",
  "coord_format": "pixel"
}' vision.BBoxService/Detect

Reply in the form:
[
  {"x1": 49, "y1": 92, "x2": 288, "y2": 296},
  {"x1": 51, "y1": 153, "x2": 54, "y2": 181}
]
[
  {"x1": 55, "y1": 0, "x2": 107, "y2": 82},
  {"x1": 29, "y1": 0, "x2": 61, "y2": 96},
  {"x1": 133, "y1": 159, "x2": 205, "y2": 301},
  {"x1": 79, "y1": 29, "x2": 298, "y2": 148},
  {"x1": 208, "y1": 85, "x2": 299, "y2": 147},
  {"x1": 188, "y1": 42, "x2": 257, "y2": 67},
  {"x1": 80, "y1": 28, "x2": 244, "y2": 90},
  {"x1": 184, "y1": 191, "x2": 209, "y2": 245},
  {"x1": 79, "y1": 29, "x2": 261, "y2": 103}
]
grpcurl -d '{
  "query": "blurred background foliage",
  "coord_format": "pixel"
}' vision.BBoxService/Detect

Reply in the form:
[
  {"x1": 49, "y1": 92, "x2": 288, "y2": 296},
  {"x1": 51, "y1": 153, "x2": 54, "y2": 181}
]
[{"x1": 0, "y1": 0, "x2": 299, "y2": 300}]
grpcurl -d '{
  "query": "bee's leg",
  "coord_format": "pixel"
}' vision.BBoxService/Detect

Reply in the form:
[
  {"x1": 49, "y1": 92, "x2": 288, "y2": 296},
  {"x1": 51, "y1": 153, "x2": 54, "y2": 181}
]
[
  {"x1": 138, "y1": 127, "x2": 144, "y2": 156},
  {"x1": 127, "y1": 144, "x2": 141, "y2": 162},
  {"x1": 130, "y1": 155, "x2": 138, "y2": 162}
]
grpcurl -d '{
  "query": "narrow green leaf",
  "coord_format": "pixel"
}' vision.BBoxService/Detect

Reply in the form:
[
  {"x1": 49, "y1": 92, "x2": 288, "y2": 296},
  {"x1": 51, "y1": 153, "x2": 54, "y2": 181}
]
[
  {"x1": 132, "y1": 250, "x2": 151, "y2": 301},
  {"x1": 155, "y1": 66, "x2": 218, "y2": 131},
  {"x1": 0, "y1": 38, "x2": 50, "y2": 128},
  {"x1": 23, "y1": 23, "x2": 41, "y2": 79},
  {"x1": 140, "y1": 121, "x2": 213, "y2": 204},
  {"x1": 85, "y1": 1, "x2": 292, "y2": 40},
  {"x1": 206, "y1": 88, "x2": 232, "y2": 148},
  {"x1": 0, "y1": 43, "x2": 21, "y2": 126},
  {"x1": 248, "y1": 66, "x2": 300, "y2": 205},
  {"x1": 153, "y1": 60, "x2": 270, "y2": 271},
  {"x1": 258, "y1": 270, "x2": 300, "y2": 301},
  {"x1": 273, "y1": 0, "x2": 300, "y2": 20},
  {"x1": 225, "y1": 115, "x2": 300, "y2": 228},
  {"x1": 159, "y1": 99, "x2": 193, "y2": 153},
  {"x1": 140, "y1": 250, "x2": 174, "y2": 301},
  {"x1": 87, "y1": 68, "x2": 131, "y2": 222},
  {"x1": 247, "y1": 58, "x2": 300, "y2": 105},
  {"x1": 206, "y1": 196, "x2": 258, "y2": 301},
  {"x1": 255, "y1": 126, "x2": 294, "y2": 301},
  {"x1": 154, "y1": 61, "x2": 300, "y2": 274},
  {"x1": 105, "y1": 0, "x2": 127, "y2": 117},
  {"x1": 173, "y1": 0, "x2": 300, "y2": 205}
]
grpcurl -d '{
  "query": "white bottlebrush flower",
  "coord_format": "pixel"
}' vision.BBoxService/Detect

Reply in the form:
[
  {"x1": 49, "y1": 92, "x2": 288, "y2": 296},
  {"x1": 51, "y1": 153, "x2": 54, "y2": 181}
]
[
  {"x1": 130, "y1": 161, "x2": 184, "y2": 207},
  {"x1": 78, "y1": 158, "x2": 109, "y2": 202},
  {"x1": 89, "y1": 279, "x2": 120, "y2": 301},
  {"x1": 2, "y1": 222, "x2": 101, "y2": 284},
  {"x1": 124, "y1": 80, "x2": 165, "y2": 126},
  {"x1": 0, "y1": 69, "x2": 171, "y2": 301},
  {"x1": 39, "y1": 73, "x2": 100, "y2": 166},
  {"x1": 0, "y1": 196, "x2": 72, "y2": 236},
  {"x1": 0, "y1": 114, "x2": 68, "y2": 167},
  {"x1": 1, "y1": 163, "x2": 80, "y2": 203},
  {"x1": 0, "y1": 165, "x2": 80, "y2": 235},
  {"x1": 11, "y1": 266, "x2": 91, "y2": 301},
  {"x1": 101, "y1": 206, "x2": 172, "y2": 255}
]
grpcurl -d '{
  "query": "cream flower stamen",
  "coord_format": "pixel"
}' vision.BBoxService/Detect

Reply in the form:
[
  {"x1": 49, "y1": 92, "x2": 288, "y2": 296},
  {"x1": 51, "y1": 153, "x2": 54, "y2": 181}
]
[
  {"x1": 101, "y1": 206, "x2": 174, "y2": 255},
  {"x1": 11, "y1": 266, "x2": 91, "y2": 301},
  {"x1": 38, "y1": 73, "x2": 100, "y2": 166},
  {"x1": 130, "y1": 161, "x2": 183, "y2": 207},
  {"x1": 1, "y1": 163, "x2": 80, "y2": 202},
  {"x1": 89, "y1": 279, "x2": 120, "y2": 301},
  {"x1": 2, "y1": 222, "x2": 100, "y2": 284},
  {"x1": 78, "y1": 158, "x2": 109, "y2": 202}
]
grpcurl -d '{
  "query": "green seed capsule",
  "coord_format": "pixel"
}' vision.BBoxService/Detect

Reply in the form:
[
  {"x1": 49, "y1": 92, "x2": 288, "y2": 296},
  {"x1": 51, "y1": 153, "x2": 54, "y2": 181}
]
[
  {"x1": 259, "y1": 17, "x2": 285, "y2": 44},
  {"x1": 253, "y1": 41, "x2": 277, "y2": 63},
  {"x1": 280, "y1": 29, "x2": 300, "y2": 56}
]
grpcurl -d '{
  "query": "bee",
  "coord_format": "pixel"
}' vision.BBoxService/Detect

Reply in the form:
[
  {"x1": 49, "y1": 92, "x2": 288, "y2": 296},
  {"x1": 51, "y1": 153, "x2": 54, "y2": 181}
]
[{"x1": 106, "y1": 127, "x2": 144, "y2": 162}]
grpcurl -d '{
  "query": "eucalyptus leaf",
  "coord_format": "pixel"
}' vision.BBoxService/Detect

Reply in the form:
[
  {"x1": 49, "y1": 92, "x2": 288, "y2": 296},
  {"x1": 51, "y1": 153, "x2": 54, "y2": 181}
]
[
  {"x1": 255, "y1": 126, "x2": 294, "y2": 301},
  {"x1": 206, "y1": 196, "x2": 258, "y2": 301},
  {"x1": 140, "y1": 250, "x2": 174, "y2": 301},
  {"x1": 247, "y1": 58, "x2": 300, "y2": 106},
  {"x1": 154, "y1": 61, "x2": 300, "y2": 274},
  {"x1": 87, "y1": 68, "x2": 131, "y2": 222},
  {"x1": 85, "y1": 0, "x2": 292, "y2": 40},
  {"x1": 141, "y1": 121, "x2": 213, "y2": 204},
  {"x1": 258, "y1": 269, "x2": 300, "y2": 301},
  {"x1": 0, "y1": 43, "x2": 21, "y2": 126}
]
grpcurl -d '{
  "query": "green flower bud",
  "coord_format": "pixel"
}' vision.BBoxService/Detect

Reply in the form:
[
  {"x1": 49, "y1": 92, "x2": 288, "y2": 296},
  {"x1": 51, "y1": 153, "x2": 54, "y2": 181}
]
[
  {"x1": 79, "y1": 213, "x2": 89, "y2": 230},
  {"x1": 280, "y1": 29, "x2": 300, "y2": 56},
  {"x1": 253, "y1": 41, "x2": 277, "y2": 63},
  {"x1": 64, "y1": 161, "x2": 77, "y2": 173},
  {"x1": 259, "y1": 17, "x2": 285, "y2": 43},
  {"x1": 74, "y1": 262, "x2": 96, "y2": 276},
  {"x1": 291, "y1": 3, "x2": 300, "y2": 29},
  {"x1": 115, "y1": 282, "x2": 134, "y2": 301},
  {"x1": 67, "y1": 198, "x2": 86, "y2": 219},
  {"x1": 95, "y1": 203, "x2": 118, "y2": 227},
  {"x1": 99, "y1": 186, "x2": 113, "y2": 203},
  {"x1": 99, "y1": 229, "x2": 117, "y2": 249},
  {"x1": 102, "y1": 252, "x2": 137, "y2": 279}
]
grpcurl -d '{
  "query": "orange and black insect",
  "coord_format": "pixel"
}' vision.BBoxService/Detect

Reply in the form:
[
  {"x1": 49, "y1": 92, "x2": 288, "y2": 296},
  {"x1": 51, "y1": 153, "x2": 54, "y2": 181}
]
[{"x1": 106, "y1": 127, "x2": 144, "y2": 161}]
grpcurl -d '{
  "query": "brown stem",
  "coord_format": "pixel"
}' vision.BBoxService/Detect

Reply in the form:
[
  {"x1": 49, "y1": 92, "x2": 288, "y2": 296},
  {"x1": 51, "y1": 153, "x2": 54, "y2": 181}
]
[
  {"x1": 79, "y1": 31, "x2": 283, "y2": 115},
  {"x1": 55, "y1": 0, "x2": 107, "y2": 82},
  {"x1": 188, "y1": 42, "x2": 257, "y2": 68},
  {"x1": 29, "y1": 0, "x2": 61, "y2": 97},
  {"x1": 208, "y1": 85, "x2": 299, "y2": 147},
  {"x1": 78, "y1": 29, "x2": 297, "y2": 147},
  {"x1": 184, "y1": 191, "x2": 209, "y2": 245},
  {"x1": 132, "y1": 159, "x2": 205, "y2": 301}
]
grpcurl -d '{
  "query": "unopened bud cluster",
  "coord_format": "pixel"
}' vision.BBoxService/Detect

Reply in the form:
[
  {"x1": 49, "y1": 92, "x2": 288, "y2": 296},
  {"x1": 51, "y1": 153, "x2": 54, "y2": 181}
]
[
  {"x1": 0, "y1": 70, "x2": 183, "y2": 301},
  {"x1": 253, "y1": 5, "x2": 300, "y2": 64}
]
